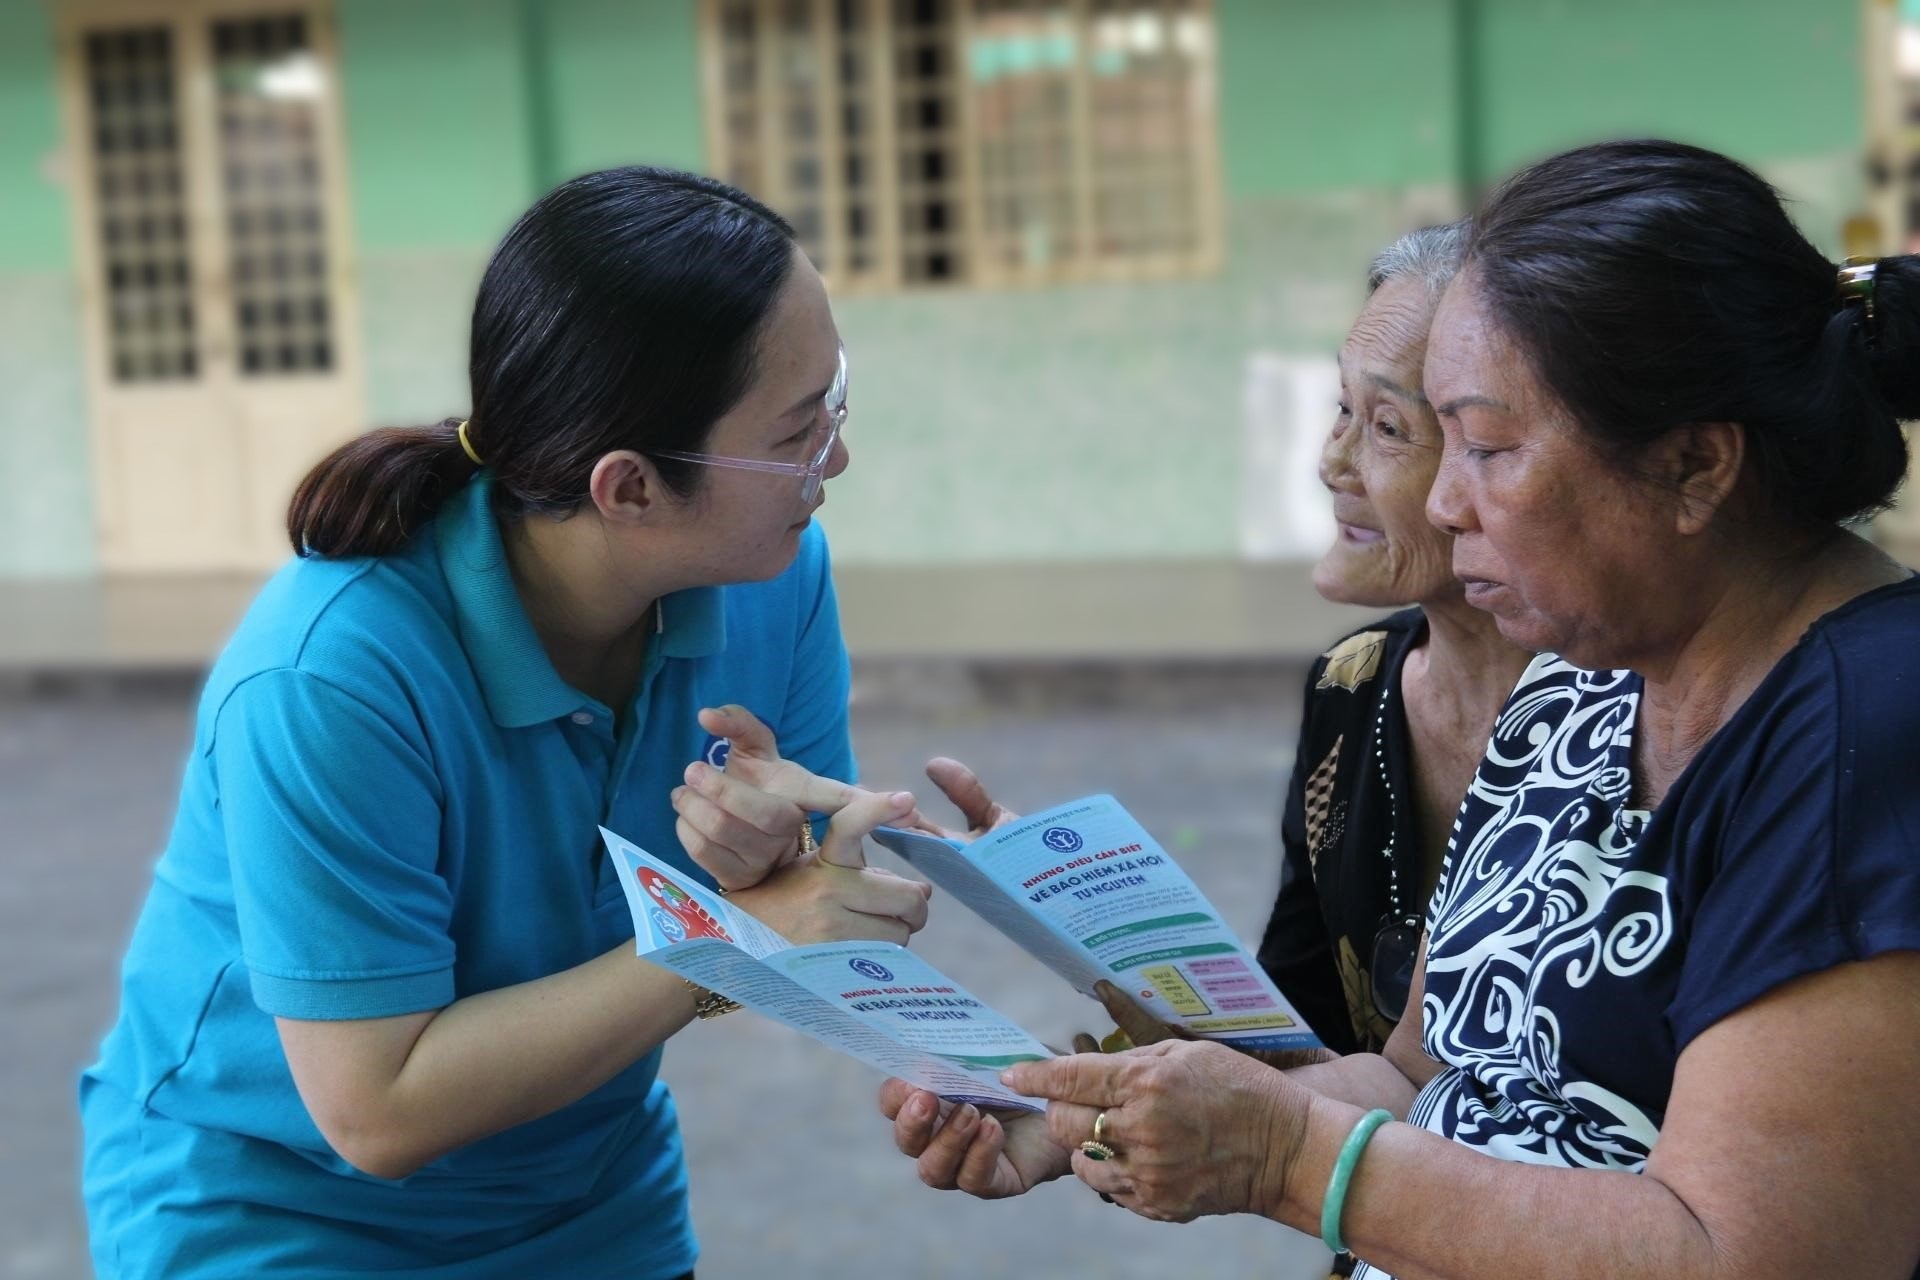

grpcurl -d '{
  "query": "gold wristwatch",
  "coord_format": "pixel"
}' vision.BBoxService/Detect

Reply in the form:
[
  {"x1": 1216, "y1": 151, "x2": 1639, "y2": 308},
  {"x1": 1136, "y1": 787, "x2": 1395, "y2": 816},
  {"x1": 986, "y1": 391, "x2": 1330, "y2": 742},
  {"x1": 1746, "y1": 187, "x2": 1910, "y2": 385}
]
[{"x1": 686, "y1": 979, "x2": 741, "y2": 1019}]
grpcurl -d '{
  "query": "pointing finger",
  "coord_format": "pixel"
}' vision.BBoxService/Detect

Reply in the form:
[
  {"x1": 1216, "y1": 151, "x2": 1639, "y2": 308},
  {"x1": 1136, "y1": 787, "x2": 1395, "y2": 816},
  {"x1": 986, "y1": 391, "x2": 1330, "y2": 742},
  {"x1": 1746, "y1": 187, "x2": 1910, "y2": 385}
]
[{"x1": 818, "y1": 789, "x2": 916, "y2": 869}]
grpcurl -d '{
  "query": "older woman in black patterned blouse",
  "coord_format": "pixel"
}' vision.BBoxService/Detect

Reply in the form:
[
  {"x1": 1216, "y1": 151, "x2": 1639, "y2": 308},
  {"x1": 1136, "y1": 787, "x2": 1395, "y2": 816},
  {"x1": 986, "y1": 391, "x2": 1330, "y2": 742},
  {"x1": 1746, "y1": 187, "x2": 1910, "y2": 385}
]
[{"x1": 1251, "y1": 225, "x2": 1532, "y2": 1058}]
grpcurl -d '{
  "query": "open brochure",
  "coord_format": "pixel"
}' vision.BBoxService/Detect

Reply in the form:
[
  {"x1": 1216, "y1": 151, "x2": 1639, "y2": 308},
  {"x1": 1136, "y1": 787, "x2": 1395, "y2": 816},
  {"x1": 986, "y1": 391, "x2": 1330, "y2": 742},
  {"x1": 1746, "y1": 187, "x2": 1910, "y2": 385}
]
[
  {"x1": 602, "y1": 828, "x2": 1048, "y2": 1111},
  {"x1": 871, "y1": 795, "x2": 1320, "y2": 1054}
]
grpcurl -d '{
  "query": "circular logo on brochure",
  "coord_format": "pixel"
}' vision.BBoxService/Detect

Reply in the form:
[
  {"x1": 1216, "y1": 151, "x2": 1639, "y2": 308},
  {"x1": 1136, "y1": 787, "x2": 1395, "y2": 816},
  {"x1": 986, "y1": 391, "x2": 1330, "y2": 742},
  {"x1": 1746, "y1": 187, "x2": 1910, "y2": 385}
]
[
  {"x1": 649, "y1": 907, "x2": 688, "y2": 944},
  {"x1": 1041, "y1": 827, "x2": 1084, "y2": 854},
  {"x1": 849, "y1": 957, "x2": 894, "y2": 983}
]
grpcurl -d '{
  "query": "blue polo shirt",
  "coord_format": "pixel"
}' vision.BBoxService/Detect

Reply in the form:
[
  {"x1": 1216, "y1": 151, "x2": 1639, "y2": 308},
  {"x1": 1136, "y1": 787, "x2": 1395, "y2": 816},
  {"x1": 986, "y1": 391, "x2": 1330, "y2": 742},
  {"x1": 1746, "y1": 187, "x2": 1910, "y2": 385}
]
[{"x1": 79, "y1": 474, "x2": 855, "y2": 1279}]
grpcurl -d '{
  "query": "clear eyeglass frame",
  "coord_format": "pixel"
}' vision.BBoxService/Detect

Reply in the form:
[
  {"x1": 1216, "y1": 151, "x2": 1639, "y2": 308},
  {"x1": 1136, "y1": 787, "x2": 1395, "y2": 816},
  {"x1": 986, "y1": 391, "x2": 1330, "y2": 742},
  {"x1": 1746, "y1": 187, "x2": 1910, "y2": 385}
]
[{"x1": 652, "y1": 344, "x2": 847, "y2": 504}]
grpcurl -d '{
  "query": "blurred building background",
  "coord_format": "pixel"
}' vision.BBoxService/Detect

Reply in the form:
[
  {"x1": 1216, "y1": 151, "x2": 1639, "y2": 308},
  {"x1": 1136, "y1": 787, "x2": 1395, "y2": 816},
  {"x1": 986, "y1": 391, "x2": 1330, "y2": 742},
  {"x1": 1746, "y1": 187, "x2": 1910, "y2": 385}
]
[
  {"x1": 3, "y1": 4, "x2": 1916, "y2": 1278},
  {"x1": 1, "y1": 0, "x2": 1914, "y2": 671}
]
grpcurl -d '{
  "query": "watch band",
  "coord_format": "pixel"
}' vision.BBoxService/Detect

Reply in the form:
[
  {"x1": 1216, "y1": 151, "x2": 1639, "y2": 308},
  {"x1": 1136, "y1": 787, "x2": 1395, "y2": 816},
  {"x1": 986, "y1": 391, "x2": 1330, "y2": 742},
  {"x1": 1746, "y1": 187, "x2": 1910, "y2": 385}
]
[{"x1": 686, "y1": 979, "x2": 741, "y2": 1019}]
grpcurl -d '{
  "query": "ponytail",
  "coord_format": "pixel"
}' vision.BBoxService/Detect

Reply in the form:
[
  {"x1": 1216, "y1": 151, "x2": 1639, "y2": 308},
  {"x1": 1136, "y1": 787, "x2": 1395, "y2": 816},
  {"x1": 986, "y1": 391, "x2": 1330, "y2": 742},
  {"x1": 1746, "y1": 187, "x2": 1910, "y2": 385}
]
[{"x1": 287, "y1": 419, "x2": 480, "y2": 558}]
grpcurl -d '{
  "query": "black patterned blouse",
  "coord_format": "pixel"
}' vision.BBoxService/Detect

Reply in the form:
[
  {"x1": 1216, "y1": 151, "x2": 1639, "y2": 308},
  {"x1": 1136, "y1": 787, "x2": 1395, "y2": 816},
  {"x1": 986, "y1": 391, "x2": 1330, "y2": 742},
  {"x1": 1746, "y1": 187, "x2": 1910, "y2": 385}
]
[{"x1": 1259, "y1": 608, "x2": 1432, "y2": 1055}]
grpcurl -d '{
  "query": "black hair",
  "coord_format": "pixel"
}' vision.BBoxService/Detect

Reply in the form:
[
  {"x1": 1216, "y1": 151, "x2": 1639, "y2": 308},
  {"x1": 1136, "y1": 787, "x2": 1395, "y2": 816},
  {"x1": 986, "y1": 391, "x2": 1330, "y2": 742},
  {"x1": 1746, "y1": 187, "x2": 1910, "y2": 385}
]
[
  {"x1": 290, "y1": 166, "x2": 797, "y2": 557},
  {"x1": 1464, "y1": 139, "x2": 1920, "y2": 528}
]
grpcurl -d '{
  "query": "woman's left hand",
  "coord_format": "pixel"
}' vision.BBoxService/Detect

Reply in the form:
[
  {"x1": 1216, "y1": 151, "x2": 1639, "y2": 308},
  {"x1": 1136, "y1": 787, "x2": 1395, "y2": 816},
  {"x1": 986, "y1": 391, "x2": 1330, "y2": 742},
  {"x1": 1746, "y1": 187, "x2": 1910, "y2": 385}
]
[
  {"x1": 1001, "y1": 1040, "x2": 1312, "y2": 1223},
  {"x1": 672, "y1": 706, "x2": 861, "y2": 891},
  {"x1": 899, "y1": 757, "x2": 1019, "y2": 843}
]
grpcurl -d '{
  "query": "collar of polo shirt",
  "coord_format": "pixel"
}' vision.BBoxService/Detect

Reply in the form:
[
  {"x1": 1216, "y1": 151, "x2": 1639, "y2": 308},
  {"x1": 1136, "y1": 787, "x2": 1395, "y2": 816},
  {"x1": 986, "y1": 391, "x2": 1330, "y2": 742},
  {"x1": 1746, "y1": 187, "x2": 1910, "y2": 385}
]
[{"x1": 436, "y1": 474, "x2": 727, "y2": 728}]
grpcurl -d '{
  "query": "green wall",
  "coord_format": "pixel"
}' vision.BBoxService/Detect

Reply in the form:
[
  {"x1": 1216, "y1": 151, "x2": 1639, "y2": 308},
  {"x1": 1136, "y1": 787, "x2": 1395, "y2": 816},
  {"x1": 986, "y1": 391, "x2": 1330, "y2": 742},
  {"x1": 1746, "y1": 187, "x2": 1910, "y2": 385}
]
[
  {"x1": 336, "y1": 0, "x2": 709, "y2": 427},
  {"x1": 0, "y1": 0, "x2": 1877, "y2": 578},
  {"x1": 1217, "y1": 0, "x2": 1864, "y2": 198},
  {"x1": 822, "y1": 195, "x2": 1398, "y2": 562},
  {"x1": 336, "y1": 0, "x2": 535, "y2": 425},
  {"x1": 1471, "y1": 0, "x2": 1861, "y2": 181},
  {"x1": 1217, "y1": 0, "x2": 1461, "y2": 197},
  {"x1": 545, "y1": 0, "x2": 705, "y2": 182},
  {"x1": 336, "y1": 0, "x2": 706, "y2": 250},
  {"x1": 336, "y1": 0, "x2": 535, "y2": 253},
  {"x1": 0, "y1": 0, "x2": 95, "y2": 576},
  {"x1": 0, "y1": 0, "x2": 71, "y2": 272}
]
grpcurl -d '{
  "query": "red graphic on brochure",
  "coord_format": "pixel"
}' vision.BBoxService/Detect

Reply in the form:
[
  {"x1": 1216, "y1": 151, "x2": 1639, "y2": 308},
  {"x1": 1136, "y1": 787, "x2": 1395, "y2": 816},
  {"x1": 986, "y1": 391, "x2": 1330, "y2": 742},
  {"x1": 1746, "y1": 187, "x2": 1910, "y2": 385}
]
[{"x1": 639, "y1": 868, "x2": 733, "y2": 942}]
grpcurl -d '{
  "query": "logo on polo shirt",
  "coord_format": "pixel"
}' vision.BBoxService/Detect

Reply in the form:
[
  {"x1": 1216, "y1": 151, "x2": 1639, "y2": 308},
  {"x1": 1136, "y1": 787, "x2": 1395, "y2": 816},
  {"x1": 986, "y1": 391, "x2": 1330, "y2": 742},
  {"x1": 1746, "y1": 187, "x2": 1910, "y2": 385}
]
[{"x1": 697, "y1": 712, "x2": 774, "y2": 770}]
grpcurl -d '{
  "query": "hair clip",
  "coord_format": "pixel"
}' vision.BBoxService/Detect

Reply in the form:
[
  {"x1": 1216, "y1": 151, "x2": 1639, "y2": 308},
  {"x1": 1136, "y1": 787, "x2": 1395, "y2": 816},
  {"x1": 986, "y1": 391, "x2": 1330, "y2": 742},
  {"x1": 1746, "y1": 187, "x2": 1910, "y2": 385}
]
[{"x1": 1838, "y1": 256, "x2": 1879, "y2": 325}]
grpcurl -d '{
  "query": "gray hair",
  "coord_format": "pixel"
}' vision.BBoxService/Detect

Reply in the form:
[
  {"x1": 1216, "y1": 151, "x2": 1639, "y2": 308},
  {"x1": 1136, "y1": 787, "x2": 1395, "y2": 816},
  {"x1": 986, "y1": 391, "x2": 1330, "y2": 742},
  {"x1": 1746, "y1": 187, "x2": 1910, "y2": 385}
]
[{"x1": 1366, "y1": 220, "x2": 1469, "y2": 298}]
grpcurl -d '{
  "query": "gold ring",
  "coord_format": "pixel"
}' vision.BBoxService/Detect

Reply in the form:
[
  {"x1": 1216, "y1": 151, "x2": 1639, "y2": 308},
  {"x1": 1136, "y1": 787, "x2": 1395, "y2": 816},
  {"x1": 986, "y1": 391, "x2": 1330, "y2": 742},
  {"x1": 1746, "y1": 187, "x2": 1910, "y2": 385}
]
[
  {"x1": 1079, "y1": 1140, "x2": 1117, "y2": 1162},
  {"x1": 798, "y1": 820, "x2": 819, "y2": 858},
  {"x1": 1093, "y1": 1111, "x2": 1110, "y2": 1146}
]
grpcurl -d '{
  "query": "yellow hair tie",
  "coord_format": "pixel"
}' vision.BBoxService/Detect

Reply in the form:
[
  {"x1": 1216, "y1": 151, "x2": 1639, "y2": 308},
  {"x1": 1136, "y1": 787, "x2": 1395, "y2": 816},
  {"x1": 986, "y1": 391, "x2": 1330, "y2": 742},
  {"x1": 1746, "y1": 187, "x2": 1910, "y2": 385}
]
[{"x1": 456, "y1": 419, "x2": 484, "y2": 467}]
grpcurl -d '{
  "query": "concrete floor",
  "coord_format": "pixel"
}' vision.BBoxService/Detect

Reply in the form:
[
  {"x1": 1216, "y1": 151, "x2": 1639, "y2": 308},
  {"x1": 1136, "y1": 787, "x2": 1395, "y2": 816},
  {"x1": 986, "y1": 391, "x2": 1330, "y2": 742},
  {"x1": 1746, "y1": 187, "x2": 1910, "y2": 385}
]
[{"x1": 0, "y1": 676, "x2": 1334, "y2": 1280}]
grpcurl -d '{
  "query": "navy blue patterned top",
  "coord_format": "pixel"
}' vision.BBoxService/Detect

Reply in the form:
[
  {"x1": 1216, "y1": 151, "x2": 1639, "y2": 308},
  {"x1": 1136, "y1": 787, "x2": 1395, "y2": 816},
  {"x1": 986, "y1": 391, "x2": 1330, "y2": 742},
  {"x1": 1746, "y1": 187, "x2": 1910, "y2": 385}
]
[{"x1": 1353, "y1": 577, "x2": 1920, "y2": 1280}]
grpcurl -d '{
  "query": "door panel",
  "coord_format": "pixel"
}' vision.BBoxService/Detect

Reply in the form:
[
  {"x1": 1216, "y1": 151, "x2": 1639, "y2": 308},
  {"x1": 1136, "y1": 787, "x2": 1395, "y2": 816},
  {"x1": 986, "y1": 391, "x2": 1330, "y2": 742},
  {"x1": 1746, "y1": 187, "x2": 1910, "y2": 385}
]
[{"x1": 63, "y1": 0, "x2": 362, "y2": 573}]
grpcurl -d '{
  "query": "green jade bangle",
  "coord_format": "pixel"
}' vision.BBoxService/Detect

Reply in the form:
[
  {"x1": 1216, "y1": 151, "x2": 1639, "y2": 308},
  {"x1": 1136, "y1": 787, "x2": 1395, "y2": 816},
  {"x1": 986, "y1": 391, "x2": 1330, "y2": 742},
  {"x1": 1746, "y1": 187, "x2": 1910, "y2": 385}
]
[{"x1": 1320, "y1": 1107, "x2": 1394, "y2": 1255}]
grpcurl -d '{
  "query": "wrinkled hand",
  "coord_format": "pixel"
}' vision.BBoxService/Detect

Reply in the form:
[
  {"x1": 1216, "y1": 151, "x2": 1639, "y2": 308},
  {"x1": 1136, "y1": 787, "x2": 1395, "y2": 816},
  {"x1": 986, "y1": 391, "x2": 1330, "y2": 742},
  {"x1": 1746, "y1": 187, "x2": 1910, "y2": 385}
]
[
  {"x1": 1001, "y1": 1040, "x2": 1312, "y2": 1223},
  {"x1": 900, "y1": 757, "x2": 1020, "y2": 843},
  {"x1": 726, "y1": 790, "x2": 934, "y2": 946},
  {"x1": 673, "y1": 705, "x2": 861, "y2": 891},
  {"x1": 878, "y1": 1078, "x2": 1070, "y2": 1199}
]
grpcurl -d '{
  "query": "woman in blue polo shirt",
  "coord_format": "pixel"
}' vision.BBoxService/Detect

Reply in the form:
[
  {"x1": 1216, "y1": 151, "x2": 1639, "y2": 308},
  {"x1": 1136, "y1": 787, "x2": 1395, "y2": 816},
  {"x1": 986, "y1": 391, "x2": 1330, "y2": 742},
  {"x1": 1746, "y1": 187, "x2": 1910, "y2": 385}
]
[{"x1": 79, "y1": 166, "x2": 931, "y2": 1279}]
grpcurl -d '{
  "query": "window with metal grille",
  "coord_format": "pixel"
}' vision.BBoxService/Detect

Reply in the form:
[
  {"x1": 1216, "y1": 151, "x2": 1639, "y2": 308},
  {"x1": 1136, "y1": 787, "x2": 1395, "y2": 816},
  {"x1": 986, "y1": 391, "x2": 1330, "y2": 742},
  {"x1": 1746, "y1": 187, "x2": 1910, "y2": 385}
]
[
  {"x1": 84, "y1": 26, "x2": 198, "y2": 383},
  {"x1": 79, "y1": 12, "x2": 338, "y2": 383},
  {"x1": 700, "y1": 0, "x2": 1220, "y2": 292},
  {"x1": 213, "y1": 13, "x2": 336, "y2": 377}
]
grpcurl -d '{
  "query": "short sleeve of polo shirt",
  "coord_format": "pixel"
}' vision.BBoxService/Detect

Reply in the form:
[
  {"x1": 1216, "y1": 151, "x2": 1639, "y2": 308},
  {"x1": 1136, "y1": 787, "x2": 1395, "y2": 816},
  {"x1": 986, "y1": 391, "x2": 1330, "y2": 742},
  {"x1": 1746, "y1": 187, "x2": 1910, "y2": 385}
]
[
  {"x1": 1667, "y1": 615, "x2": 1920, "y2": 1051},
  {"x1": 214, "y1": 667, "x2": 455, "y2": 1021},
  {"x1": 774, "y1": 527, "x2": 856, "y2": 785}
]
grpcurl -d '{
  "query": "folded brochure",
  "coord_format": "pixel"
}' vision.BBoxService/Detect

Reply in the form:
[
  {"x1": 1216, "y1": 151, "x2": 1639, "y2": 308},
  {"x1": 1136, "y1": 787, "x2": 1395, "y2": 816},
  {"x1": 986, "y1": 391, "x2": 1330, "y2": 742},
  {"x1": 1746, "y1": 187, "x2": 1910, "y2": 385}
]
[
  {"x1": 604, "y1": 795, "x2": 1318, "y2": 1109},
  {"x1": 871, "y1": 795, "x2": 1319, "y2": 1054},
  {"x1": 604, "y1": 827, "x2": 1048, "y2": 1111}
]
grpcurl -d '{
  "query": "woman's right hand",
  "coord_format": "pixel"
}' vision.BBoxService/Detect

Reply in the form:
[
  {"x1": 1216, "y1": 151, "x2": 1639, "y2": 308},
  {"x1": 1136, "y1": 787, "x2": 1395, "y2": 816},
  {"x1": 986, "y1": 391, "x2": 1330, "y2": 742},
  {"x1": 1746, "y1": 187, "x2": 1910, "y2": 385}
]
[
  {"x1": 725, "y1": 788, "x2": 934, "y2": 946},
  {"x1": 878, "y1": 1078, "x2": 1071, "y2": 1199}
]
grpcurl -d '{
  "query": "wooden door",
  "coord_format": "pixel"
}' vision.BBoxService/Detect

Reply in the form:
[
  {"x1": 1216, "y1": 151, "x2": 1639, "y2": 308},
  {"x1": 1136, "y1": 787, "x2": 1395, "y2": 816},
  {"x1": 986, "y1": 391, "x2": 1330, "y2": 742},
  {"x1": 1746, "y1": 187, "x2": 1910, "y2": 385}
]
[{"x1": 61, "y1": 0, "x2": 363, "y2": 572}]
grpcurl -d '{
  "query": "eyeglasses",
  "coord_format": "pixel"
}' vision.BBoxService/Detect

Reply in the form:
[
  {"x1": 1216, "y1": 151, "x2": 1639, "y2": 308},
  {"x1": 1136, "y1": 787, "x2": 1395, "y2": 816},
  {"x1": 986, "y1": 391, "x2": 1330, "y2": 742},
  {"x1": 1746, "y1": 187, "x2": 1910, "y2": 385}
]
[
  {"x1": 1369, "y1": 915, "x2": 1422, "y2": 1024},
  {"x1": 652, "y1": 344, "x2": 847, "y2": 505}
]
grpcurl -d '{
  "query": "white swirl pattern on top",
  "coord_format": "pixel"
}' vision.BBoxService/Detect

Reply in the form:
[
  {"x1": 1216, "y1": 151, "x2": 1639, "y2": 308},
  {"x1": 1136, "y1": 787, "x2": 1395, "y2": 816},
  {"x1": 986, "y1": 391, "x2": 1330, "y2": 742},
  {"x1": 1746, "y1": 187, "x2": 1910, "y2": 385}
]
[{"x1": 1351, "y1": 656, "x2": 1668, "y2": 1280}]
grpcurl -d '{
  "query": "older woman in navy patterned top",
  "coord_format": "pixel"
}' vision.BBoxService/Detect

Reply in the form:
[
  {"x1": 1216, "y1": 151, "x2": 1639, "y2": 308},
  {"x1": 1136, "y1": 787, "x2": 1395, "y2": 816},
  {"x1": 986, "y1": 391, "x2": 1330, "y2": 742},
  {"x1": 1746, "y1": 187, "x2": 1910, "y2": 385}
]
[{"x1": 881, "y1": 140, "x2": 1920, "y2": 1280}]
